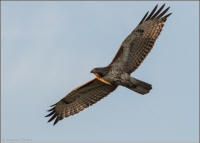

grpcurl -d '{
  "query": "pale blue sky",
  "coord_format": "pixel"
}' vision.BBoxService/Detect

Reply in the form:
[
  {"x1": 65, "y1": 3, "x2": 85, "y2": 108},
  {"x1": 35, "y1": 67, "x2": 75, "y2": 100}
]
[{"x1": 1, "y1": 1, "x2": 199, "y2": 143}]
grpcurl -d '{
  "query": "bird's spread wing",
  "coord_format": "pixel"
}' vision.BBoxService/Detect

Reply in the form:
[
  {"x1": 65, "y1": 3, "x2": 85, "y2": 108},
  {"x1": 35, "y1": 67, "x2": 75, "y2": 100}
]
[
  {"x1": 46, "y1": 78, "x2": 117, "y2": 125},
  {"x1": 109, "y1": 4, "x2": 172, "y2": 74}
]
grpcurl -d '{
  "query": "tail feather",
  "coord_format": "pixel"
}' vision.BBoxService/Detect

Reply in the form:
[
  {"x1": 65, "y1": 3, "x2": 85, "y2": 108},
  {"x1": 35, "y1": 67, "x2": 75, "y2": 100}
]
[{"x1": 128, "y1": 78, "x2": 152, "y2": 95}]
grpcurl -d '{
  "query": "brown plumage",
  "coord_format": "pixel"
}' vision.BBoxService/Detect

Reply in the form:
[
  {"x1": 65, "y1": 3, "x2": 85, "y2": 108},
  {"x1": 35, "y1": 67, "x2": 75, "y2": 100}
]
[
  {"x1": 109, "y1": 4, "x2": 171, "y2": 74},
  {"x1": 46, "y1": 4, "x2": 171, "y2": 125},
  {"x1": 46, "y1": 78, "x2": 117, "y2": 125}
]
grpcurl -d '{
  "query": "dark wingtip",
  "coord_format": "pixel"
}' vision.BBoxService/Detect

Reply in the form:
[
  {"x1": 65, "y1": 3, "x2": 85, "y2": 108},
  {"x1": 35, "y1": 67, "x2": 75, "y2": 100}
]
[
  {"x1": 48, "y1": 113, "x2": 57, "y2": 122},
  {"x1": 139, "y1": 11, "x2": 149, "y2": 25},
  {"x1": 53, "y1": 117, "x2": 60, "y2": 125},
  {"x1": 47, "y1": 107, "x2": 55, "y2": 112},
  {"x1": 161, "y1": 3, "x2": 166, "y2": 8},
  {"x1": 45, "y1": 111, "x2": 55, "y2": 117},
  {"x1": 46, "y1": 103, "x2": 62, "y2": 125},
  {"x1": 151, "y1": 4, "x2": 166, "y2": 19},
  {"x1": 160, "y1": 3, "x2": 166, "y2": 11},
  {"x1": 162, "y1": 12, "x2": 172, "y2": 22},
  {"x1": 146, "y1": 4, "x2": 158, "y2": 21},
  {"x1": 157, "y1": 6, "x2": 170, "y2": 19},
  {"x1": 139, "y1": 4, "x2": 171, "y2": 24},
  {"x1": 163, "y1": 12, "x2": 172, "y2": 19}
]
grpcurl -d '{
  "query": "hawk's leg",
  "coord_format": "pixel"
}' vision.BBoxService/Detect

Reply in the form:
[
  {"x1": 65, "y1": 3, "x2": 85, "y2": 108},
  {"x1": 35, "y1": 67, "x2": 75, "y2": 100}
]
[{"x1": 119, "y1": 73, "x2": 152, "y2": 95}]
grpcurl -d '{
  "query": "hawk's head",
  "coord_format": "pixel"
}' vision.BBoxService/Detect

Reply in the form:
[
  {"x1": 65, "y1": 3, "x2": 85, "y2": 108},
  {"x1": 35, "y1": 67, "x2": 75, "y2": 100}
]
[{"x1": 90, "y1": 67, "x2": 109, "y2": 77}]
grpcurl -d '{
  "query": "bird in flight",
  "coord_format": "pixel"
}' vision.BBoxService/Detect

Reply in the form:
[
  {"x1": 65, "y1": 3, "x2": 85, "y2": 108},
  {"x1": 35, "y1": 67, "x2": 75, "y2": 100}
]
[{"x1": 46, "y1": 4, "x2": 172, "y2": 125}]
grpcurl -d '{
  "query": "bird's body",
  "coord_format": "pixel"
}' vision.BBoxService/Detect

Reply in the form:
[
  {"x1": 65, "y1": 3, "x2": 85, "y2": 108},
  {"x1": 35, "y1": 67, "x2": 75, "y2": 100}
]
[{"x1": 46, "y1": 4, "x2": 172, "y2": 125}]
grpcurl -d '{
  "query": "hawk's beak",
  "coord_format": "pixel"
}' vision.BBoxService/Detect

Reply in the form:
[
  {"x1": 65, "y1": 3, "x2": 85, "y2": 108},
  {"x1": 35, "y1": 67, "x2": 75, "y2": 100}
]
[{"x1": 90, "y1": 69, "x2": 95, "y2": 73}]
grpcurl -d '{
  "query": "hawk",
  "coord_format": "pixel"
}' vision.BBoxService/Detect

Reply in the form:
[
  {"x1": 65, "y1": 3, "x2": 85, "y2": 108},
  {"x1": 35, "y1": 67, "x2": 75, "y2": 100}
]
[{"x1": 46, "y1": 4, "x2": 172, "y2": 125}]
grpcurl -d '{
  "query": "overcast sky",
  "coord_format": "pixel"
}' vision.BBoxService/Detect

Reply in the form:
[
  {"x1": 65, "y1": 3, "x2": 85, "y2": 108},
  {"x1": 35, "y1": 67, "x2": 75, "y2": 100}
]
[{"x1": 1, "y1": 1, "x2": 199, "y2": 143}]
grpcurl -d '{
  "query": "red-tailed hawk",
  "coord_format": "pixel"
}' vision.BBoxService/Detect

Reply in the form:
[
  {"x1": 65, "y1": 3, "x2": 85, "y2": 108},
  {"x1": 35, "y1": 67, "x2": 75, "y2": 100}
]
[{"x1": 46, "y1": 4, "x2": 172, "y2": 125}]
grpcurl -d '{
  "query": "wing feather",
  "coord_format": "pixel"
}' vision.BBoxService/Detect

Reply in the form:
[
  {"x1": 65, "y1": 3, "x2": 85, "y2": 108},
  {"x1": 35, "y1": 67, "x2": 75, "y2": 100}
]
[
  {"x1": 139, "y1": 11, "x2": 149, "y2": 25},
  {"x1": 146, "y1": 4, "x2": 158, "y2": 21},
  {"x1": 46, "y1": 78, "x2": 117, "y2": 125},
  {"x1": 109, "y1": 4, "x2": 172, "y2": 74}
]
